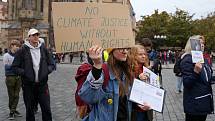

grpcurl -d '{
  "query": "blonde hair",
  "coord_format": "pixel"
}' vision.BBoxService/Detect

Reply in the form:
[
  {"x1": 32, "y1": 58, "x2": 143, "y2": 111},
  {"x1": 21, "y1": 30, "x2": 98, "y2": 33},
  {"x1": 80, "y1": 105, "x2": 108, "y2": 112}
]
[
  {"x1": 184, "y1": 35, "x2": 205, "y2": 54},
  {"x1": 128, "y1": 45, "x2": 149, "y2": 68},
  {"x1": 127, "y1": 45, "x2": 149, "y2": 79}
]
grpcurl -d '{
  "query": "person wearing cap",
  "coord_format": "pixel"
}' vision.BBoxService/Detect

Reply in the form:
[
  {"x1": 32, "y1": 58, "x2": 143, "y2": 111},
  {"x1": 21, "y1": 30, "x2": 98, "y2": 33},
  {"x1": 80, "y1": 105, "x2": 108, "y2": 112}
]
[
  {"x1": 12, "y1": 28, "x2": 55, "y2": 121},
  {"x1": 3, "y1": 40, "x2": 22, "y2": 120},
  {"x1": 78, "y1": 45, "x2": 150, "y2": 121}
]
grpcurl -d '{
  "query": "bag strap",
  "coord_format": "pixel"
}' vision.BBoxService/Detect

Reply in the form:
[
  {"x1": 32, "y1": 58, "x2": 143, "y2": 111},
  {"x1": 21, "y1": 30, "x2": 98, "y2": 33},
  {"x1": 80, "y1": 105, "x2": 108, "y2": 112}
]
[{"x1": 102, "y1": 63, "x2": 110, "y2": 88}]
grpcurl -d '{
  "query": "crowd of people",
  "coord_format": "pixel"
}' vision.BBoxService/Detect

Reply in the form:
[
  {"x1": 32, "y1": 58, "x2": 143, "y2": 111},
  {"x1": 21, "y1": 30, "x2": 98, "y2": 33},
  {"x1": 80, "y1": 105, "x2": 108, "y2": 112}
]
[{"x1": 2, "y1": 28, "x2": 215, "y2": 121}]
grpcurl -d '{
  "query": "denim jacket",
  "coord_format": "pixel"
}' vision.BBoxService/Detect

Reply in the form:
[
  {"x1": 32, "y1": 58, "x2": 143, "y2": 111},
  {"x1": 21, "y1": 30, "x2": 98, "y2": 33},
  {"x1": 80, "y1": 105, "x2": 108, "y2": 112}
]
[{"x1": 78, "y1": 68, "x2": 132, "y2": 121}]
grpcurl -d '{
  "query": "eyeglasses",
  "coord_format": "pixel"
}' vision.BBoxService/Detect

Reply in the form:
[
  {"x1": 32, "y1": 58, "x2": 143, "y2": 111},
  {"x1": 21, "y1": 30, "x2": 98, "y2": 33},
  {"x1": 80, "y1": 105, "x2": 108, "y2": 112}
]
[{"x1": 118, "y1": 48, "x2": 130, "y2": 53}]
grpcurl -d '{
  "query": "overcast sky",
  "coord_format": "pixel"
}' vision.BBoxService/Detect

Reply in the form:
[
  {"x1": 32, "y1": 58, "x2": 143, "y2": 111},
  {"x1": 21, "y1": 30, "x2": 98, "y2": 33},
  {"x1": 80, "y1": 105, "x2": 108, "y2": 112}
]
[{"x1": 131, "y1": 0, "x2": 215, "y2": 21}]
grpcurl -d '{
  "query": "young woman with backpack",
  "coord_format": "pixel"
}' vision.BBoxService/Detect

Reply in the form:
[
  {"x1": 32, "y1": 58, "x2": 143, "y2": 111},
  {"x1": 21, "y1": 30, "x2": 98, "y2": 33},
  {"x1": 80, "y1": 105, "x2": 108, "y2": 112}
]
[
  {"x1": 75, "y1": 52, "x2": 110, "y2": 119},
  {"x1": 77, "y1": 45, "x2": 150, "y2": 121}
]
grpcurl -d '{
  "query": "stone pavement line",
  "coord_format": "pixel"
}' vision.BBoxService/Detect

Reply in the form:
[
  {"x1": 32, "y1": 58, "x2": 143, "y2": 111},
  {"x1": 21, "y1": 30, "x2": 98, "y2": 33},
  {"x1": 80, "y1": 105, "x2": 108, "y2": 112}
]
[{"x1": 0, "y1": 62, "x2": 215, "y2": 121}]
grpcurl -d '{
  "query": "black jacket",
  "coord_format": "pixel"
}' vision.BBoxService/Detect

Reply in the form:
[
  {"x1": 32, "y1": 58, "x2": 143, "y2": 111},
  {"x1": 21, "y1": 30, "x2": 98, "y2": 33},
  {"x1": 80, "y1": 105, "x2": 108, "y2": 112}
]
[
  {"x1": 12, "y1": 44, "x2": 55, "y2": 85},
  {"x1": 180, "y1": 54, "x2": 214, "y2": 115}
]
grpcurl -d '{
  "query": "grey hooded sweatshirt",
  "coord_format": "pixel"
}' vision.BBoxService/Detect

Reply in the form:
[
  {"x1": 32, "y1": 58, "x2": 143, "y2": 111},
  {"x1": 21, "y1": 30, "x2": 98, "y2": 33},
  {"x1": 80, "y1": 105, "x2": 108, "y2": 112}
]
[{"x1": 24, "y1": 41, "x2": 42, "y2": 82}]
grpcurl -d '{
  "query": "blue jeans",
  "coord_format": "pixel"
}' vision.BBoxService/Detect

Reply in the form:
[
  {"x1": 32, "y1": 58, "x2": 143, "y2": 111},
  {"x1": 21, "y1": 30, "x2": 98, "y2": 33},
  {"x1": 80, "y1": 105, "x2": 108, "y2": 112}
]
[{"x1": 176, "y1": 76, "x2": 183, "y2": 91}]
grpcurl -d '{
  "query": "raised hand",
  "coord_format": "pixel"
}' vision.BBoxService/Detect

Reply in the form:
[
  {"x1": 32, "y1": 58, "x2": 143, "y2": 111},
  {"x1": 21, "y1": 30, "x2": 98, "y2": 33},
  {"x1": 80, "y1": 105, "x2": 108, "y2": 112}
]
[{"x1": 88, "y1": 45, "x2": 103, "y2": 69}]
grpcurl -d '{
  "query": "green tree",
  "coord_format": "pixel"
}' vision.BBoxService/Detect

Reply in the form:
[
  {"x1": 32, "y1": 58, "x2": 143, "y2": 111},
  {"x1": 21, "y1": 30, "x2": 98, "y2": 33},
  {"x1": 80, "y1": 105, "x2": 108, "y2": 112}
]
[
  {"x1": 136, "y1": 10, "x2": 170, "y2": 48},
  {"x1": 136, "y1": 9, "x2": 215, "y2": 50},
  {"x1": 192, "y1": 12, "x2": 215, "y2": 50},
  {"x1": 166, "y1": 8, "x2": 194, "y2": 47}
]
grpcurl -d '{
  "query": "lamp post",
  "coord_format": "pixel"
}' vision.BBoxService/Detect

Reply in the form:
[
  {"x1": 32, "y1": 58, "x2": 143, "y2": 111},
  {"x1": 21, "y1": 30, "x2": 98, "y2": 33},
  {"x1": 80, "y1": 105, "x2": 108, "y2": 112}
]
[{"x1": 154, "y1": 35, "x2": 167, "y2": 49}]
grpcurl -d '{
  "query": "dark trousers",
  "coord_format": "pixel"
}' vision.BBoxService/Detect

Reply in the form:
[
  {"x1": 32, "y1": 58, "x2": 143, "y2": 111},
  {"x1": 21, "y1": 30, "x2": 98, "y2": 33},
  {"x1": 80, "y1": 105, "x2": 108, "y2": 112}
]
[
  {"x1": 22, "y1": 83, "x2": 52, "y2": 121},
  {"x1": 185, "y1": 114, "x2": 207, "y2": 121},
  {"x1": 5, "y1": 76, "x2": 21, "y2": 113},
  {"x1": 34, "y1": 93, "x2": 39, "y2": 112}
]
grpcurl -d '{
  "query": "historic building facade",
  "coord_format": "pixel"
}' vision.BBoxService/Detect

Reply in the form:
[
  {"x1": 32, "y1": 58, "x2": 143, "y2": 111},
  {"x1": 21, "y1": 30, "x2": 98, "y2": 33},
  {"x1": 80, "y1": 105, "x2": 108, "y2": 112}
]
[
  {"x1": 3, "y1": 0, "x2": 51, "y2": 48},
  {"x1": 0, "y1": 0, "x2": 8, "y2": 53}
]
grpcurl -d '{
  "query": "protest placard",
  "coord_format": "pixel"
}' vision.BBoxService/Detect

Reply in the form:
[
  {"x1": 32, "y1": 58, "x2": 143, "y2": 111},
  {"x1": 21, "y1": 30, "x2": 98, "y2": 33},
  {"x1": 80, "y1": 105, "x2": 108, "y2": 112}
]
[{"x1": 52, "y1": 2, "x2": 135, "y2": 53}]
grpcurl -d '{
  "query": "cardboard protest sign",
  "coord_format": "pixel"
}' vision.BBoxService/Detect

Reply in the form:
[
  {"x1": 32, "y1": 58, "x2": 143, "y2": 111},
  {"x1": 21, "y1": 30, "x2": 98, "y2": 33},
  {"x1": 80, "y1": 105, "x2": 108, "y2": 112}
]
[{"x1": 52, "y1": 2, "x2": 135, "y2": 53}]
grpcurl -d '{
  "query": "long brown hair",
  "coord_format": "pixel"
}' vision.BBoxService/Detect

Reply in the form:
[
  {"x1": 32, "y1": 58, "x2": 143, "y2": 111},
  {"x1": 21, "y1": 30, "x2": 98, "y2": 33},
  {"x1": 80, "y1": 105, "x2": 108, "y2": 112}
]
[
  {"x1": 128, "y1": 45, "x2": 149, "y2": 77},
  {"x1": 107, "y1": 50, "x2": 132, "y2": 96}
]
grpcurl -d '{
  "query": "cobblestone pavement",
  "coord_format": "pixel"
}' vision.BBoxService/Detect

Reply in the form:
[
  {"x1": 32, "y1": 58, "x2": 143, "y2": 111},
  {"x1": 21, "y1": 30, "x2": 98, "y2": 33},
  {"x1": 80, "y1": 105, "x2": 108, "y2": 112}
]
[{"x1": 0, "y1": 61, "x2": 215, "y2": 121}]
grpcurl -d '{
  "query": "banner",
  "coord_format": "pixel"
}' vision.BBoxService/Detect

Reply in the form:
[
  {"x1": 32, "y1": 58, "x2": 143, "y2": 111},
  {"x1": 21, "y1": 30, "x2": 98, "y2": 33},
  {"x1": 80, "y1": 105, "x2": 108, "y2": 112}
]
[{"x1": 52, "y1": 2, "x2": 135, "y2": 53}]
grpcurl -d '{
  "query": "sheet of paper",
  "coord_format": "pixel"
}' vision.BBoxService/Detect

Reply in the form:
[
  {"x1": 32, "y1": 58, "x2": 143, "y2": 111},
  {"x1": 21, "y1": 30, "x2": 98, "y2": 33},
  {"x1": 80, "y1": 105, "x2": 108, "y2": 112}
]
[
  {"x1": 129, "y1": 79, "x2": 165, "y2": 113},
  {"x1": 191, "y1": 50, "x2": 204, "y2": 63},
  {"x1": 143, "y1": 66, "x2": 160, "y2": 87}
]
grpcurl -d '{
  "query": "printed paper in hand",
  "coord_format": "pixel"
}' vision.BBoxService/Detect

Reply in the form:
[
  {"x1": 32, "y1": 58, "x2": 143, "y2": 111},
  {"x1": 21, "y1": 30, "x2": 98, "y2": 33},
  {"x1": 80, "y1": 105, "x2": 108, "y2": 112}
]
[
  {"x1": 129, "y1": 79, "x2": 165, "y2": 112},
  {"x1": 143, "y1": 66, "x2": 160, "y2": 87},
  {"x1": 191, "y1": 50, "x2": 204, "y2": 63}
]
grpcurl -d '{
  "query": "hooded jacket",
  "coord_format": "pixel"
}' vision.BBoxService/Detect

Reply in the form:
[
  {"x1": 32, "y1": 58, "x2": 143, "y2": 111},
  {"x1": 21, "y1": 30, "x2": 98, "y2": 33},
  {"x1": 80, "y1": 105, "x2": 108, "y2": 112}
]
[
  {"x1": 180, "y1": 54, "x2": 214, "y2": 115},
  {"x1": 3, "y1": 51, "x2": 17, "y2": 76},
  {"x1": 12, "y1": 41, "x2": 55, "y2": 85}
]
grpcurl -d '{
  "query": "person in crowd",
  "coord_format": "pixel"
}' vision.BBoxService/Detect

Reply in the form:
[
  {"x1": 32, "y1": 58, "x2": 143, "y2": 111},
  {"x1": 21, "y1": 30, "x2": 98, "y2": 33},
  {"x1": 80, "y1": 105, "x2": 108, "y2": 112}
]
[
  {"x1": 203, "y1": 49, "x2": 212, "y2": 67},
  {"x1": 12, "y1": 28, "x2": 55, "y2": 121},
  {"x1": 33, "y1": 37, "x2": 45, "y2": 114},
  {"x1": 80, "y1": 51, "x2": 84, "y2": 62},
  {"x1": 152, "y1": 54, "x2": 162, "y2": 88},
  {"x1": 30, "y1": 37, "x2": 56, "y2": 114},
  {"x1": 163, "y1": 50, "x2": 168, "y2": 65},
  {"x1": 173, "y1": 51, "x2": 184, "y2": 93},
  {"x1": 136, "y1": 38, "x2": 152, "y2": 53},
  {"x1": 69, "y1": 52, "x2": 74, "y2": 63},
  {"x1": 0, "y1": 48, "x2": 3, "y2": 55},
  {"x1": 135, "y1": 38, "x2": 152, "y2": 67},
  {"x1": 78, "y1": 45, "x2": 150, "y2": 121},
  {"x1": 3, "y1": 40, "x2": 22, "y2": 120},
  {"x1": 128, "y1": 44, "x2": 153, "y2": 121},
  {"x1": 180, "y1": 35, "x2": 214, "y2": 121}
]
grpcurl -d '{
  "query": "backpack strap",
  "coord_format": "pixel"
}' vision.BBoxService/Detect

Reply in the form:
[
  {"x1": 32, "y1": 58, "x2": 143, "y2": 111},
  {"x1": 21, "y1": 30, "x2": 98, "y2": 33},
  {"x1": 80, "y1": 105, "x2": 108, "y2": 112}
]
[{"x1": 102, "y1": 63, "x2": 110, "y2": 88}]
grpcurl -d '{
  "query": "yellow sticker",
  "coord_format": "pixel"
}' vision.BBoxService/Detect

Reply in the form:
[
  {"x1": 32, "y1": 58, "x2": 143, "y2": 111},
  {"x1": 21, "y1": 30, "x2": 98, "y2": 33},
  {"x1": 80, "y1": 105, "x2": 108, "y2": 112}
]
[{"x1": 107, "y1": 98, "x2": 113, "y2": 104}]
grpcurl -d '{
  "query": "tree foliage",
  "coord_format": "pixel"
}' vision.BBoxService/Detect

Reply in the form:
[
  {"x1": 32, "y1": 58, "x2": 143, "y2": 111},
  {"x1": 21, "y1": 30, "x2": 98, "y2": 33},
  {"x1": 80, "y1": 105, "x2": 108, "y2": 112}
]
[{"x1": 136, "y1": 9, "x2": 215, "y2": 50}]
